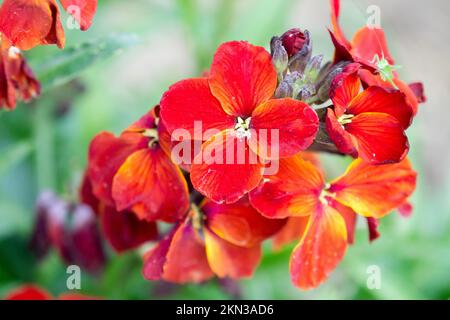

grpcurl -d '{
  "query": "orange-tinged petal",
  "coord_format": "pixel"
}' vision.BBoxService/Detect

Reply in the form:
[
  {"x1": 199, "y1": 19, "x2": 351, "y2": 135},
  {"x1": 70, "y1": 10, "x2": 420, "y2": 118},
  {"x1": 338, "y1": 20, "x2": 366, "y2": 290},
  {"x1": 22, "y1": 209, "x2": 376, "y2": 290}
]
[
  {"x1": 330, "y1": 65, "x2": 361, "y2": 116},
  {"x1": 87, "y1": 132, "x2": 143, "y2": 206},
  {"x1": 209, "y1": 41, "x2": 277, "y2": 117},
  {"x1": 160, "y1": 78, "x2": 235, "y2": 140},
  {"x1": 143, "y1": 221, "x2": 214, "y2": 283},
  {"x1": 204, "y1": 227, "x2": 261, "y2": 279},
  {"x1": 100, "y1": 205, "x2": 158, "y2": 253},
  {"x1": 190, "y1": 130, "x2": 264, "y2": 204},
  {"x1": 351, "y1": 26, "x2": 395, "y2": 67},
  {"x1": 272, "y1": 216, "x2": 309, "y2": 251},
  {"x1": 60, "y1": 0, "x2": 97, "y2": 31},
  {"x1": 330, "y1": 199, "x2": 357, "y2": 244},
  {"x1": 290, "y1": 201, "x2": 347, "y2": 289},
  {"x1": 249, "y1": 155, "x2": 325, "y2": 219},
  {"x1": 202, "y1": 198, "x2": 286, "y2": 248},
  {"x1": 346, "y1": 112, "x2": 409, "y2": 164},
  {"x1": 330, "y1": 158, "x2": 417, "y2": 218},
  {"x1": 112, "y1": 147, "x2": 189, "y2": 222},
  {"x1": 0, "y1": 0, "x2": 65, "y2": 50},
  {"x1": 348, "y1": 86, "x2": 413, "y2": 129},
  {"x1": 249, "y1": 98, "x2": 319, "y2": 159}
]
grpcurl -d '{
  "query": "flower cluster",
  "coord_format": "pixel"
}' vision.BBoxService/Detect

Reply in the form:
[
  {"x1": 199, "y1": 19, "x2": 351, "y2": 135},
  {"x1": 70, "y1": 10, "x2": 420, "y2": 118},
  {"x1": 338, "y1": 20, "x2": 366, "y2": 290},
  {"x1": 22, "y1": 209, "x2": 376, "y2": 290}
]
[
  {"x1": 0, "y1": 0, "x2": 98, "y2": 110},
  {"x1": 80, "y1": 0, "x2": 424, "y2": 289}
]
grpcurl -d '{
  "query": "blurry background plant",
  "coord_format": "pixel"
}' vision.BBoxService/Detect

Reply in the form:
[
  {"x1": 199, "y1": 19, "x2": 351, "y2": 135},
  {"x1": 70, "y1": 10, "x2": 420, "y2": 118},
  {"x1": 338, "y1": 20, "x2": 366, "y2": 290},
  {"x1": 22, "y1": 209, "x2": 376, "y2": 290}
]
[{"x1": 0, "y1": 0, "x2": 449, "y2": 299}]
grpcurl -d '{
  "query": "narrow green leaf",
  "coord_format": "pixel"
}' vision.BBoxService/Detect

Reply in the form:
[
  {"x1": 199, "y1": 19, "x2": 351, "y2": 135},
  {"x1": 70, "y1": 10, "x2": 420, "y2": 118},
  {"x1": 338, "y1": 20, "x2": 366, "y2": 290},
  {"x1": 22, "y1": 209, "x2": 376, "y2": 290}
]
[{"x1": 32, "y1": 33, "x2": 140, "y2": 91}]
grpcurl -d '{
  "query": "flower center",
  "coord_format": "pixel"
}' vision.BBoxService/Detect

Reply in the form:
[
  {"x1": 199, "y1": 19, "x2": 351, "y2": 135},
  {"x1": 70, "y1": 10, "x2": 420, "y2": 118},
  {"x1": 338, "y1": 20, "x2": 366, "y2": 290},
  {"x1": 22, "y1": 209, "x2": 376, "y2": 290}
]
[
  {"x1": 142, "y1": 128, "x2": 159, "y2": 148},
  {"x1": 234, "y1": 117, "x2": 252, "y2": 139},
  {"x1": 338, "y1": 114, "x2": 354, "y2": 125}
]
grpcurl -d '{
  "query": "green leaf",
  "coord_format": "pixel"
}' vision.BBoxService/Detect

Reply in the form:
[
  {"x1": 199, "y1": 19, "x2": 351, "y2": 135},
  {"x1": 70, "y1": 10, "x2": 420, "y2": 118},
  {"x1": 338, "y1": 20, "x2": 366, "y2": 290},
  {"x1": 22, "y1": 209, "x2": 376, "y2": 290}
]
[
  {"x1": 0, "y1": 141, "x2": 33, "y2": 177},
  {"x1": 32, "y1": 33, "x2": 140, "y2": 92}
]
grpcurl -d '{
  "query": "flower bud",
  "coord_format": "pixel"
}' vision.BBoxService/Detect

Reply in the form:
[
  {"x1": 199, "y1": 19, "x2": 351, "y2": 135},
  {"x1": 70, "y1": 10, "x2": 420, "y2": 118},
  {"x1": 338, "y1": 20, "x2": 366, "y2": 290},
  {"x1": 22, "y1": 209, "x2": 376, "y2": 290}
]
[
  {"x1": 270, "y1": 37, "x2": 288, "y2": 77},
  {"x1": 280, "y1": 28, "x2": 307, "y2": 58}
]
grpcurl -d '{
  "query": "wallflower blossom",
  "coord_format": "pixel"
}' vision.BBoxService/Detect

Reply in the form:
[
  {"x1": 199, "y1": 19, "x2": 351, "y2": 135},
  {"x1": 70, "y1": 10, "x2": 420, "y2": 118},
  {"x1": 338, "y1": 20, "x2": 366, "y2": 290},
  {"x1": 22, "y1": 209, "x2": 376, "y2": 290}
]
[
  {"x1": 325, "y1": 64, "x2": 413, "y2": 164},
  {"x1": 249, "y1": 155, "x2": 416, "y2": 289},
  {"x1": 160, "y1": 41, "x2": 319, "y2": 204},
  {"x1": 0, "y1": 0, "x2": 98, "y2": 50},
  {"x1": 0, "y1": 45, "x2": 40, "y2": 110},
  {"x1": 5, "y1": 285, "x2": 98, "y2": 300},
  {"x1": 143, "y1": 198, "x2": 285, "y2": 283},
  {"x1": 87, "y1": 109, "x2": 190, "y2": 222},
  {"x1": 329, "y1": 0, "x2": 425, "y2": 115}
]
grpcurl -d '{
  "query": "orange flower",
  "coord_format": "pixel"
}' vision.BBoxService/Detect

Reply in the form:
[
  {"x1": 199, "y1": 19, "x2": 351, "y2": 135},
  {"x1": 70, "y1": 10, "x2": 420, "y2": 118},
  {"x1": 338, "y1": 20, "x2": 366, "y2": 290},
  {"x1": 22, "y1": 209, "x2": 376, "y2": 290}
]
[
  {"x1": 249, "y1": 155, "x2": 416, "y2": 289},
  {"x1": 0, "y1": 0, "x2": 98, "y2": 50},
  {"x1": 143, "y1": 198, "x2": 285, "y2": 283},
  {"x1": 87, "y1": 109, "x2": 190, "y2": 223}
]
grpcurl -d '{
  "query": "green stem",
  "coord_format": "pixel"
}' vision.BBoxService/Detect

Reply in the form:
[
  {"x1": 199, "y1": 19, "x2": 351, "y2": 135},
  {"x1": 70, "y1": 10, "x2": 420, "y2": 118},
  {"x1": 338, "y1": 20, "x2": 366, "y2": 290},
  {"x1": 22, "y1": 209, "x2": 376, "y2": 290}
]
[{"x1": 34, "y1": 101, "x2": 56, "y2": 191}]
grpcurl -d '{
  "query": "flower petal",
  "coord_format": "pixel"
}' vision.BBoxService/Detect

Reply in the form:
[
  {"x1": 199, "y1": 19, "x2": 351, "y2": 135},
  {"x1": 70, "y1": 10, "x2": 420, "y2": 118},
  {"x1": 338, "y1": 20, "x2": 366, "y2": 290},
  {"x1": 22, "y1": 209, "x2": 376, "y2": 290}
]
[
  {"x1": 348, "y1": 86, "x2": 413, "y2": 129},
  {"x1": 272, "y1": 216, "x2": 309, "y2": 250},
  {"x1": 112, "y1": 147, "x2": 189, "y2": 222},
  {"x1": 100, "y1": 205, "x2": 158, "y2": 253},
  {"x1": 249, "y1": 155, "x2": 325, "y2": 219},
  {"x1": 202, "y1": 198, "x2": 286, "y2": 248},
  {"x1": 330, "y1": 0, "x2": 351, "y2": 49},
  {"x1": 329, "y1": 158, "x2": 417, "y2": 218},
  {"x1": 290, "y1": 201, "x2": 347, "y2": 289},
  {"x1": 0, "y1": 0, "x2": 65, "y2": 50},
  {"x1": 249, "y1": 98, "x2": 319, "y2": 159},
  {"x1": 87, "y1": 132, "x2": 143, "y2": 206},
  {"x1": 209, "y1": 41, "x2": 277, "y2": 117},
  {"x1": 143, "y1": 221, "x2": 214, "y2": 283},
  {"x1": 60, "y1": 0, "x2": 98, "y2": 31},
  {"x1": 366, "y1": 217, "x2": 380, "y2": 242},
  {"x1": 160, "y1": 78, "x2": 235, "y2": 140},
  {"x1": 5, "y1": 285, "x2": 52, "y2": 300},
  {"x1": 204, "y1": 227, "x2": 261, "y2": 279},
  {"x1": 325, "y1": 109, "x2": 358, "y2": 157},
  {"x1": 345, "y1": 112, "x2": 409, "y2": 164},
  {"x1": 190, "y1": 130, "x2": 264, "y2": 204},
  {"x1": 351, "y1": 26, "x2": 395, "y2": 67},
  {"x1": 330, "y1": 68, "x2": 361, "y2": 116}
]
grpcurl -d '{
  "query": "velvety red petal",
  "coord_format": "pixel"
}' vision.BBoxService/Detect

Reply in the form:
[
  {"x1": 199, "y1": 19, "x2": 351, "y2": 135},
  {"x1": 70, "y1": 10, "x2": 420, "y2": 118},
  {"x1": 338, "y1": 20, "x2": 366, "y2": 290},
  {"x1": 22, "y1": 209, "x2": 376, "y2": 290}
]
[
  {"x1": 160, "y1": 78, "x2": 235, "y2": 140},
  {"x1": 60, "y1": 0, "x2": 98, "y2": 31},
  {"x1": 249, "y1": 155, "x2": 325, "y2": 219},
  {"x1": 345, "y1": 112, "x2": 409, "y2": 164},
  {"x1": 202, "y1": 198, "x2": 286, "y2": 248},
  {"x1": 249, "y1": 98, "x2": 319, "y2": 159},
  {"x1": 190, "y1": 130, "x2": 264, "y2": 204},
  {"x1": 87, "y1": 132, "x2": 143, "y2": 206},
  {"x1": 209, "y1": 41, "x2": 277, "y2": 117},
  {"x1": 112, "y1": 147, "x2": 189, "y2": 222},
  {"x1": 5, "y1": 285, "x2": 52, "y2": 300},
  {"x1": 330, "y1": 0, "x2": 351, "y2": 49},
  {"x1": 204, "y1": 227, "x2": 261, "y2": 279},
  {"x1": 328, "y1": 29, "x2": 354, "y2": 64},
  {"x1": 330, "y1": 69, "x2": 361, "y2": 116},
  {"x1": 290, "y1": 201, "x2": 347, "y2": 289},
  {"x1": 366, "y1": 217, "x2": 380, "y2": 242},
  {"x1": 100, "y1": 205, "x2": 158, "y2": 253},
  {"x1": 325, "y1": 109, "x2": 358, "y2": 157},
  {"x1": 348, "y1": 86, "x2": 413, "y2": 129},
  {"x1": 272, "y1": 216, "x2": 309, "y2": 250},
  {"x1": 330, "y1": 158, "x2": 417, "y2": 218},
  {"x1": 0, "y1": 0, "x2": 65, "y2": 50}
]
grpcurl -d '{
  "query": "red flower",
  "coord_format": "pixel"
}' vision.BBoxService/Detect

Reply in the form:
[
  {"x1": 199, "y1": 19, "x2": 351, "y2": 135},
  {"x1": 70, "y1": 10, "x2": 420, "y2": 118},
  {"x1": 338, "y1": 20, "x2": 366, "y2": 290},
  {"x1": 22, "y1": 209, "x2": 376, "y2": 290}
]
[
  {"x1": 249, "y1": 155, "x2": 416, "y2": 289},
  {"x1": 279, "y1": 28, "x2": 307, "y2": 58},
  {"x1": 0, "y1": 46, "x2": 40, "y2": 110},
  {"x1": 87, "y1": 109, "x2": 190, "y2": 223},
  {"x1": 0, "y1": 0, "x2": 98, "y2": 50},
  {"x1": 80, "y1": 173, "x2": 159, "y2": 253},
  {"x1": 5, "y1": 285, "x2": 99, "y2": 300},
  {"x1": 325, "y1": 65, "x2": 413, "y2": 164},
  {"x1": 160, "y1": 41, "x2": 319, "y2": 204},
  {"x1": 329, "y1": 0, "x2": 425, "y2": 115},
  {"x1": 143, "y1": 198, "x2": 285, "y2": 283}
]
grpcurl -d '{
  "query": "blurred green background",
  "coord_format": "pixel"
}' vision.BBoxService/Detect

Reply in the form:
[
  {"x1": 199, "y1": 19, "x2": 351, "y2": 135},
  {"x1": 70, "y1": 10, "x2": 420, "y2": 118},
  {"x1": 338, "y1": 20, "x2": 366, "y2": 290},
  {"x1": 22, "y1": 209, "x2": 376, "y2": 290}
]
[{"x1": 0, "y1": 0, "x2": 449, "y2": 299}]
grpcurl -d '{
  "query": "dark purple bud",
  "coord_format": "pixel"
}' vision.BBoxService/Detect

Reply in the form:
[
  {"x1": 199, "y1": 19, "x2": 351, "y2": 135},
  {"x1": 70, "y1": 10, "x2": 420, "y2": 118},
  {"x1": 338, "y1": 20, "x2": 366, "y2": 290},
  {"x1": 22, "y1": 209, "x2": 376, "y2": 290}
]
[
  {"x1": 280, "y1": 28, "x2": 307, "y2": 58},
  {"x1": 287, "y1": 30, "x2": 312, "y2": 73}
]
